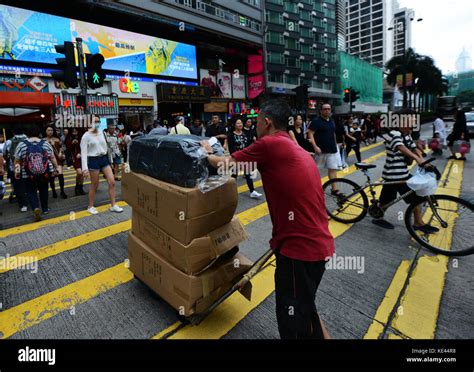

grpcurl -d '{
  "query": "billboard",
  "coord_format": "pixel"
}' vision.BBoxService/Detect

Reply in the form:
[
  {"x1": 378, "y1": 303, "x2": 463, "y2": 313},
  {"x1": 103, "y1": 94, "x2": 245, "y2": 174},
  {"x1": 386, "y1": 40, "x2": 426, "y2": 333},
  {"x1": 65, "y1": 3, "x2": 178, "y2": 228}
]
[{"x1": 0, "y1": 5, "x2": 197, "y2": 79}]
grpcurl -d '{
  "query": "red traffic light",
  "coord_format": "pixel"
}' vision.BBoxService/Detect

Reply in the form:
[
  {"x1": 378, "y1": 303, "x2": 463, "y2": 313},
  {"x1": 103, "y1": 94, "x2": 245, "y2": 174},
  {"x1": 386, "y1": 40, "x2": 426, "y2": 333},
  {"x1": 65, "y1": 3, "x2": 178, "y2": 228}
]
[{"x1": 344, "y1": 89, "x2": 350, "y2": 94}]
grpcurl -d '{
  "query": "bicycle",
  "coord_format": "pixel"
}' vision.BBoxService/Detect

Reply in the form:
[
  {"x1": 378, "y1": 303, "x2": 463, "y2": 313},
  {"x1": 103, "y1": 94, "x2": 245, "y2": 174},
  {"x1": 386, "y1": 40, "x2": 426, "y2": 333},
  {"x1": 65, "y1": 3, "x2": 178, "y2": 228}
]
[{"x1": 322, "y1": 158, "x2": 474, "y2": 256}]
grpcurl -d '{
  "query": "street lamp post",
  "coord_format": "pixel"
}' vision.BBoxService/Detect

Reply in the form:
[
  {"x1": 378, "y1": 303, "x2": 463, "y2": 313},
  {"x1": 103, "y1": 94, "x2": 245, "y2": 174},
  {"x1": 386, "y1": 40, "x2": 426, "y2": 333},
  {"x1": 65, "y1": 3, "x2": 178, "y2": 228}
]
[{"x1": 387, "y1": 11, "x2": 423, "y2": 108}]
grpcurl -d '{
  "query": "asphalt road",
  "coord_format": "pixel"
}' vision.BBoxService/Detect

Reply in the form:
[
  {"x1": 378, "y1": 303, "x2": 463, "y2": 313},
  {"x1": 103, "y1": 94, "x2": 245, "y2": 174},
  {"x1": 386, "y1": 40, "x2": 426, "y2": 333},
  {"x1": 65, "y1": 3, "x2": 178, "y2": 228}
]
[{"x1": 1, "y1": 121, "x2": 473, "y2": 340}]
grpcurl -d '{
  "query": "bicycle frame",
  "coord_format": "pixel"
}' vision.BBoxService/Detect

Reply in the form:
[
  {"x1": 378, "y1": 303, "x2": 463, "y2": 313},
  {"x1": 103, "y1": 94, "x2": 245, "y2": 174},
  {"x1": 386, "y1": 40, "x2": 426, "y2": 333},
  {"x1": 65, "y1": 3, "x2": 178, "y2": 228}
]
[
  {"x1": 337, "y1": 169, "x2": 449, "y2": 228},
  {"x1": 339, "y1": 169, "x2": 417, "y2": 211}
]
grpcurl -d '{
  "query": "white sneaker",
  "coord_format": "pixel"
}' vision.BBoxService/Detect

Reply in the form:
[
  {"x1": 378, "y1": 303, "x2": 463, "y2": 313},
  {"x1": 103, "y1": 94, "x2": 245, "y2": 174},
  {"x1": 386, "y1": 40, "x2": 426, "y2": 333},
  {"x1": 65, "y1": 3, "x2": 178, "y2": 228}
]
[
  {"x1": 110, "y1": 204, "x2": 123, "y2": 213},
  {"x1": 250, "y1": 190, "x2": 262, "y2": 199},
  {"x1": 20, "y1": 206, "x2": 28, "y2": 212},
  {"x1": 87, "y1": 206, "x2": 98, "y2": 215}
]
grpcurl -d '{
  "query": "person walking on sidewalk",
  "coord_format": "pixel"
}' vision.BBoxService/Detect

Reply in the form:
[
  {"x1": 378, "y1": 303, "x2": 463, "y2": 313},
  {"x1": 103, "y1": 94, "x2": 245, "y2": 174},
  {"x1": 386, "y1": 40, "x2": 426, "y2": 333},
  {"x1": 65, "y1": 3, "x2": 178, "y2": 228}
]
[
  {"x1": 45, "y1": 125, "x2": 67, "y2": 199},
  {"x1": 80, "y1": 116, "x2": 123, "y2": 215},
  {"x1": 201, "y1": 99, "x2": 335, "y2": 339},
  {"x1": 3, "y1": 125, "x2": 28, "y2": 211},
  {"x1": 227, "y1": 118, "x2": 262, "y2": 199},
  {"x1": 13, "y1": 125, "x2": 59, "y2": 222},
  {"x1": 288, "y1": 114, "x2": 312, "y2": 153},
  {"x1": 307, "y1": 103, "x2": 342, "y2": 196},
  {"x1": 104, "y1": 122, "x2": 122, "y2": 181},
  {"x1": 345, "y1": 118, "x2": 362, "y2": 162},
  {"x1": 66, "y1": 127, "x2": 86, "y2": 196}
]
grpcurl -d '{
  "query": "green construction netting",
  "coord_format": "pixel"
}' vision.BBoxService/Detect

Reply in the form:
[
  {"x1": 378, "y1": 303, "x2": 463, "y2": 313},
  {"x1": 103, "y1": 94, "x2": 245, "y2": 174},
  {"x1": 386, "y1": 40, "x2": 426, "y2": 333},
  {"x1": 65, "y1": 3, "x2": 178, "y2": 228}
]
[{"x1": 336, "y1": 52, "x2": 383, "y2": 104}]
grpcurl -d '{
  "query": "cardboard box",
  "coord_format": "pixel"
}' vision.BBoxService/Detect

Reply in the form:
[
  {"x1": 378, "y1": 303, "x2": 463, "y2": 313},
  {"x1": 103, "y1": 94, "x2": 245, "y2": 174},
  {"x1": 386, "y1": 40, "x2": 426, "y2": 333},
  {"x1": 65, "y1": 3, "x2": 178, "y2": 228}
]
[
  {"x1": 128, "y1": 232, "x2": 253, "y2": 316},
  {"x1": 132, "y1": 212, "x2": 248, "y2": 275},
  {"x1": 122, "y1": 171, "x2": 238, "y2": 244}
]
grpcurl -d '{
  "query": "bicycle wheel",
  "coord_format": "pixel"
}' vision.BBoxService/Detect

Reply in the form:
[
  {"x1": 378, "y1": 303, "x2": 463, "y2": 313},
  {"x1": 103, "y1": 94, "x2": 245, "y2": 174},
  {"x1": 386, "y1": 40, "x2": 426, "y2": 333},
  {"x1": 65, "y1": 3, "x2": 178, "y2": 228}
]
[
  {"x1": 323, "y1": 178, "x2": 369, "y2": 223},
  {"x1": 405, "y1": 194, "x2": 474, "y2": 256}
]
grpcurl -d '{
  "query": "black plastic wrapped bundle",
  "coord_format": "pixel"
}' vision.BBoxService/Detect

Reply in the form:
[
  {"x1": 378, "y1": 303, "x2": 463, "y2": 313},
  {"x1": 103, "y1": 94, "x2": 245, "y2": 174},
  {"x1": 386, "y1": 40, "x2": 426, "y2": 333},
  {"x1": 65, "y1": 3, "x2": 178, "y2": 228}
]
[{"x1": 128, "y1": 134, "x2": 225, "y2": 188}]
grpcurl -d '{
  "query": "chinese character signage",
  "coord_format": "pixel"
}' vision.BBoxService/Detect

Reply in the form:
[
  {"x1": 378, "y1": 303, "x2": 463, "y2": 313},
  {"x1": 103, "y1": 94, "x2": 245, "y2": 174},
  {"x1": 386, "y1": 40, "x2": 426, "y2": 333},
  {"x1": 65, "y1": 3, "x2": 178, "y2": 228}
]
[
  {"x1": 156, "y1": 83, "x2": 210, "y2": 103},
  {"x1": 0, "y1": 5, "x2": 198, "y2": 79}
]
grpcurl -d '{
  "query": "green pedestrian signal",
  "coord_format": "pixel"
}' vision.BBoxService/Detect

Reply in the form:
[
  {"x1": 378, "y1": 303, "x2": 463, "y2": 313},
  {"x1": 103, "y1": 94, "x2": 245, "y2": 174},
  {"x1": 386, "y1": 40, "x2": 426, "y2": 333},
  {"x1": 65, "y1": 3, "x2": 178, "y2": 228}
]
[{"x1": 86, "y1": 53, "x2": 105, "y2": 89}]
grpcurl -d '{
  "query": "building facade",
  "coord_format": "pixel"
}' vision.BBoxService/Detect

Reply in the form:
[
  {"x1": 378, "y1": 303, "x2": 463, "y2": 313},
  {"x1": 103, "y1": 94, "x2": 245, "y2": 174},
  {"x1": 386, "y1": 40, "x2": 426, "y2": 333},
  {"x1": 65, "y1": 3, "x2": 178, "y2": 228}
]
[
  {"x1": 346, "y1": 0, "x2": 413, "y2": 68},
  {"x1": 264, "y1": 0, "x2": 340, "y2": 109}
]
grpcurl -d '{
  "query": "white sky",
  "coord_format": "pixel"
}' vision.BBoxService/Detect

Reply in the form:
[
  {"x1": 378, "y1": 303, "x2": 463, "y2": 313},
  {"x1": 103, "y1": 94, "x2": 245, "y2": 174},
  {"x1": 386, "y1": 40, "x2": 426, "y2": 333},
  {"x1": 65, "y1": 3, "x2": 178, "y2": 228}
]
[{"x1": 397, "y1": 0, "x2": 474, "y2": 74}]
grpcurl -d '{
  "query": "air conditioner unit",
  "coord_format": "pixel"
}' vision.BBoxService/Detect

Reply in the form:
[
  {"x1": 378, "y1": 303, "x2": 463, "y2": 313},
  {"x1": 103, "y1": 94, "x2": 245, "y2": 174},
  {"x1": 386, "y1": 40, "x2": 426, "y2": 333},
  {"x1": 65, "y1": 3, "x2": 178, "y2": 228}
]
[
  {"x1": 324, "y1": 33, "x2": 328, "y2": 38},
  {"x1": 324, "y1": 48, "x2": 328, "y2": 52},
  {"x1": 313, "y1": 59, "x2": 318, "y2": 64},
  {"x1": 299, "y1": 38, "x2": 305, "y2": 43},
  {"x1": 300, "y1": 55, "x2": 305, "y2": 60},
  {"x1": 323, "y1": 18, "x2": 327, "y2": 23},
  {"x1": 323, "y1": 3, "x2": 327, "y2": 7},
  {"x1": 313, "y1": 75, "x2": 318, "y2": 80},
  {"x1": 312, "y1": 27, "x2": 317, "y2": 32},
  {"x1": 284, "y1": 69, "x2": 290, "y2": 74},
  {"x1": 312, "y1": 43, "x2": 318, "y2": 48},
  {"x1": 297, "y1": 2, "x2": 304, "y2": 8},
  {"x1": 312, "y1": 11, "x2": 317, "y2": 16},
  {"x1": 298, "y1": 20, "x2": 305, "y2": 26},
  {"x1": 283, "y1": 31, "x2": 290, "y2": 36},
  {"x1": 283, "y1": 12, "x2": 289, "y2": 18},
  {"x1": 300, "y1": 73, "x2": 305, "y2": 77},
  {"x1": 324, "y1": 78, "x2": 328, "y2": 81},
  {"x1": 324, "y1": 63, "x2": 328, "y2": 67},
  {"x1": 284, "y1": 51, "x2": 290, "y2": 56}
]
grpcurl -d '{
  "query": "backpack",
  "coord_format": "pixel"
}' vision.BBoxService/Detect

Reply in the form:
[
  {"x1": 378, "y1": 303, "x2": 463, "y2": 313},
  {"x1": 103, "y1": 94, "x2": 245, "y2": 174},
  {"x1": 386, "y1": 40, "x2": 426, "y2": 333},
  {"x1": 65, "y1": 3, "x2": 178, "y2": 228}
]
[
  {"x1": 8, "y1": 135, "x2": 24, "y2": 162},
  {"x1": 23, "y1": 140, "x2": 50, "y2": 178}
]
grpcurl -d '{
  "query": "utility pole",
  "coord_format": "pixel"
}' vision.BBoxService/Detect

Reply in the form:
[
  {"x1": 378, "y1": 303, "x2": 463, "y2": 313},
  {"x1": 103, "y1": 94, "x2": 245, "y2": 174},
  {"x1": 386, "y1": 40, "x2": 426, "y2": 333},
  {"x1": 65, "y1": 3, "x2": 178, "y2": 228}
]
[{"x1": 75, "y1": 38, "x2": 88, "y2": 114}]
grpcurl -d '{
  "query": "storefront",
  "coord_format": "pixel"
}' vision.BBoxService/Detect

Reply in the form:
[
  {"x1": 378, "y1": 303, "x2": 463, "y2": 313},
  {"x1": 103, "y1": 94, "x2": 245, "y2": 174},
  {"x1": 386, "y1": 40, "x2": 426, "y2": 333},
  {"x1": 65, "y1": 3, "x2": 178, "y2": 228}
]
[
  {"x1": 112, "y1": 78, "x2": 156, "y2": 132},
  {"x1": 156, "y1": 83, "x2": 210, "y2": 126},
  {"x1": 0, "y1": 74, "x2": 54, "y2": 138}
]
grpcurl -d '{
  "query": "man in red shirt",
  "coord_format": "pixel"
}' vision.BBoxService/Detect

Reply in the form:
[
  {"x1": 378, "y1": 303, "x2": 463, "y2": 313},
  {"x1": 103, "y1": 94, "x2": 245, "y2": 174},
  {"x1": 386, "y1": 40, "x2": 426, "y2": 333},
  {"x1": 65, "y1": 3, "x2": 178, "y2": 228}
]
[{"x1": 202, "y1": 99, "x2": 335, "y2": 339}]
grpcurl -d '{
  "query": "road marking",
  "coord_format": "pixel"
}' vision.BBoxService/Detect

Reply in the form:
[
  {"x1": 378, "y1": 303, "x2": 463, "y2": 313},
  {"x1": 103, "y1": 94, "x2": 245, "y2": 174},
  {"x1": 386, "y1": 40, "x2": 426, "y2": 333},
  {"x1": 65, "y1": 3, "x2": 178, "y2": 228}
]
[
  {"x1": 364, "y1": 159, "x2": 461, "y2": 339},
  {"x1": 0, "y1": 221, "x2": 131, "y2": 274},
  {"x1": 2, "y1": 146, "x2": 389, "y2": 338},
  {"x1": 0, "y1": 263, "x2": 133, "y2": 339},
  {"x1": 0, "y1": 201, "x2": 128, "y2": 239},
  {"x1": 391, "y1": 160, "x2": 463, "y2": 339}
]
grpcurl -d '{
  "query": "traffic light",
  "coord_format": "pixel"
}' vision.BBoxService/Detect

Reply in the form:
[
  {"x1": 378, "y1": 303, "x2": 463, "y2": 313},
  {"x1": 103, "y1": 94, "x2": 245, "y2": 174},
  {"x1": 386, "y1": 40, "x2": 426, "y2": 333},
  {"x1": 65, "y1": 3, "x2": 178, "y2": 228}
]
[
  {"x1": 351, "y1": 89, "x2": 360, "y2": 103},
  {"x1": 293, "y1": 84, "x2": 309, "y2": 109},
  {"x1": 343, "y1": 88, "x2": 350, "y2": 103},
  {"x1": 86, "y1": 53, "x2": 105, "y2": 89},
  {"x1": 51, "y1": 41, "x2": 78, "y2": 88}
]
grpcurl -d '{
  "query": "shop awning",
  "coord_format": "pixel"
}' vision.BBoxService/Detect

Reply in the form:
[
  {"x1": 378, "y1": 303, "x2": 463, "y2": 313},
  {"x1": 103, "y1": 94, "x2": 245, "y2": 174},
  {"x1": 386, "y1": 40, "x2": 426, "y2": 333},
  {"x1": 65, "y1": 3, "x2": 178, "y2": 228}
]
[{"x1": 0, "y1": 91, "x2": 54, "y2": 108}]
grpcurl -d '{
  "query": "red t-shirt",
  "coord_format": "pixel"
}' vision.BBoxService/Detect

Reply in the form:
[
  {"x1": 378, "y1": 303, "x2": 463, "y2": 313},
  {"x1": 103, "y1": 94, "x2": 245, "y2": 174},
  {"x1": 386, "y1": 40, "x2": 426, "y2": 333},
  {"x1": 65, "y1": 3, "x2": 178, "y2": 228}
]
[{"x1": 232, "y1": 131, "x2": 335, "y2": 262}]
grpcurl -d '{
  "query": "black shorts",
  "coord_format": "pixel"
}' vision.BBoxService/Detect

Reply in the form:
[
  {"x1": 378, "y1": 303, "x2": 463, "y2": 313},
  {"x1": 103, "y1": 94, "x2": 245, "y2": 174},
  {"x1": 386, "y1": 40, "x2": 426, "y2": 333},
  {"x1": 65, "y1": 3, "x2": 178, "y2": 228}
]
[
  {"x1": 380, "y1": 181, "x2": 423, "y2": 207},
  {"x1": 274, "y1": 253, "x2": 326, "y2": 339}
]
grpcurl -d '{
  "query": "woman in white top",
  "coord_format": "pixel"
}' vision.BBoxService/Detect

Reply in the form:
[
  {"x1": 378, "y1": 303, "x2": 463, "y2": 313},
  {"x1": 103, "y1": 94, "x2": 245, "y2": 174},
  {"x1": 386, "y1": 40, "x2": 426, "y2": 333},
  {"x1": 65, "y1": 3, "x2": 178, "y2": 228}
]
[{"x1": 80, "y1": 116, "x2": 123, "y2": 215}]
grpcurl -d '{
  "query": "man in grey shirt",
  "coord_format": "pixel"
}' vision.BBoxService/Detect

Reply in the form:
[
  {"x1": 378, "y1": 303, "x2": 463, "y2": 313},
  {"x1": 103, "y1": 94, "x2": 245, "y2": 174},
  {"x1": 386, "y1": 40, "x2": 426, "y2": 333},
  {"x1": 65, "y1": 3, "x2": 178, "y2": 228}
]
[{"x1": 149, "y1": 120, "x2": 168, "y2": 136}]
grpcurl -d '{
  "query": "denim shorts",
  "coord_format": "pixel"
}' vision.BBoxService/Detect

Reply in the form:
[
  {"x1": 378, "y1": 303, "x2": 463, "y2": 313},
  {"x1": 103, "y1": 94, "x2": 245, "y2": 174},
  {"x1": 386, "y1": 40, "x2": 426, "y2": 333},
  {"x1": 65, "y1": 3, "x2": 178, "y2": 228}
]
[
  {"x1": 87, "y1": 155, "x2": 110, "y2": 171},
  {"x1": 113, "y1": 155, "x2": 122, "y2": 165}
]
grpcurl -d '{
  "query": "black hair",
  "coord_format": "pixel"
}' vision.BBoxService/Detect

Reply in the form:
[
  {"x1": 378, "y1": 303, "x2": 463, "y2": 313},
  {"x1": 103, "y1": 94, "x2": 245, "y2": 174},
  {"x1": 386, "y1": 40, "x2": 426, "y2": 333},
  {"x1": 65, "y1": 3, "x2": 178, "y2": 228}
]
[
  {"x1": 26, "y1": 125, "x2": 41, "y2": 138},
  {"x1": 260, "y1": 99, "x2": 292, "y2": 131},
  {"x1": 44, "y1": 124, "x2": 58, "y2": 138},
  {"x1": 13, "y1": 124, "x2": 24, "y2": 135}
]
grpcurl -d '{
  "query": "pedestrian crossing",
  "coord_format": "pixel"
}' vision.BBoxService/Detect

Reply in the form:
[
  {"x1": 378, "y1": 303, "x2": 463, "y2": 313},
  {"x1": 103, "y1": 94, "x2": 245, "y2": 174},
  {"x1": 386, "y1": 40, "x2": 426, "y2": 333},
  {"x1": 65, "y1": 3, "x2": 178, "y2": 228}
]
[{"x1": 1, "y1": 143, "x2": 467, "y2": 340}]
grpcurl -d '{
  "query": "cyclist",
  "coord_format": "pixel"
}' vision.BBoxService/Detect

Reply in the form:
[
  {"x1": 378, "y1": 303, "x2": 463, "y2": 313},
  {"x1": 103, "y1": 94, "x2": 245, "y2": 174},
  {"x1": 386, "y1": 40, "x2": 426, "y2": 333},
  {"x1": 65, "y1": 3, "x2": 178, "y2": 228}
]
[{"x1": 372, "y1": 109, "x2": 439, "y2": 234}]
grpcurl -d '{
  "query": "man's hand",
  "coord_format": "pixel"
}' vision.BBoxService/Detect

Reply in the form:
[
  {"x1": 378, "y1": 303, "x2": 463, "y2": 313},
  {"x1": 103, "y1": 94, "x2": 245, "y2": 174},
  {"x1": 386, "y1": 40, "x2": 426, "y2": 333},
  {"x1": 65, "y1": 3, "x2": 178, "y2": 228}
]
[
  {"x1": 83, "y1": 169, "x2": 90, "y2": 179},
  {"x1": 200, "y1": 140, "x2": 214, "y2": 154}
]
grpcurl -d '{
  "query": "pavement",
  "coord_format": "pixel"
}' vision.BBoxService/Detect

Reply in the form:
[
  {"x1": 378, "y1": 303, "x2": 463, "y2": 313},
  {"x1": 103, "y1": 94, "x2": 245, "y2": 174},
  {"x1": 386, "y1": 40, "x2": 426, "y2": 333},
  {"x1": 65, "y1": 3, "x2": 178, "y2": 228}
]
[{"x1": 1, "y1": 122, "x2": 473, "y2": 340}]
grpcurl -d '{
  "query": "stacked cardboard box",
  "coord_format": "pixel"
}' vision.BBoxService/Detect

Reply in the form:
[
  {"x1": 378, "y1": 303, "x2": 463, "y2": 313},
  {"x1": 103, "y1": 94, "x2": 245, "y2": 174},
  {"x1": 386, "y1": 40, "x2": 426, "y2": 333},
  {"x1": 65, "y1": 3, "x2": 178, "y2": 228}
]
[{"x1": 123, "y1": 171, "x2": 252, "y2": 316}]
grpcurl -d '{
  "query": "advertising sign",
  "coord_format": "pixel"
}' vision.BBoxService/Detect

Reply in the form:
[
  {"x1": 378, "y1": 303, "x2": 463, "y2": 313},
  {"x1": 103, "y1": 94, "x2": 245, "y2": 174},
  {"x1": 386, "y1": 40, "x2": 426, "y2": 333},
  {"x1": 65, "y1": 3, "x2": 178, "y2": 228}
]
[
  {"x1": 0, "y1": 5, "x2": 197, "y2": 79},
  {"x1": 232, "y1": 75, "x2": 246, "y2": 99},
  {"x1": 217, "y1": 72, "x2": 232, "y2": 98},
  {"x1": 157, "y1": 83, "x2": 210, "y2": 103}
]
